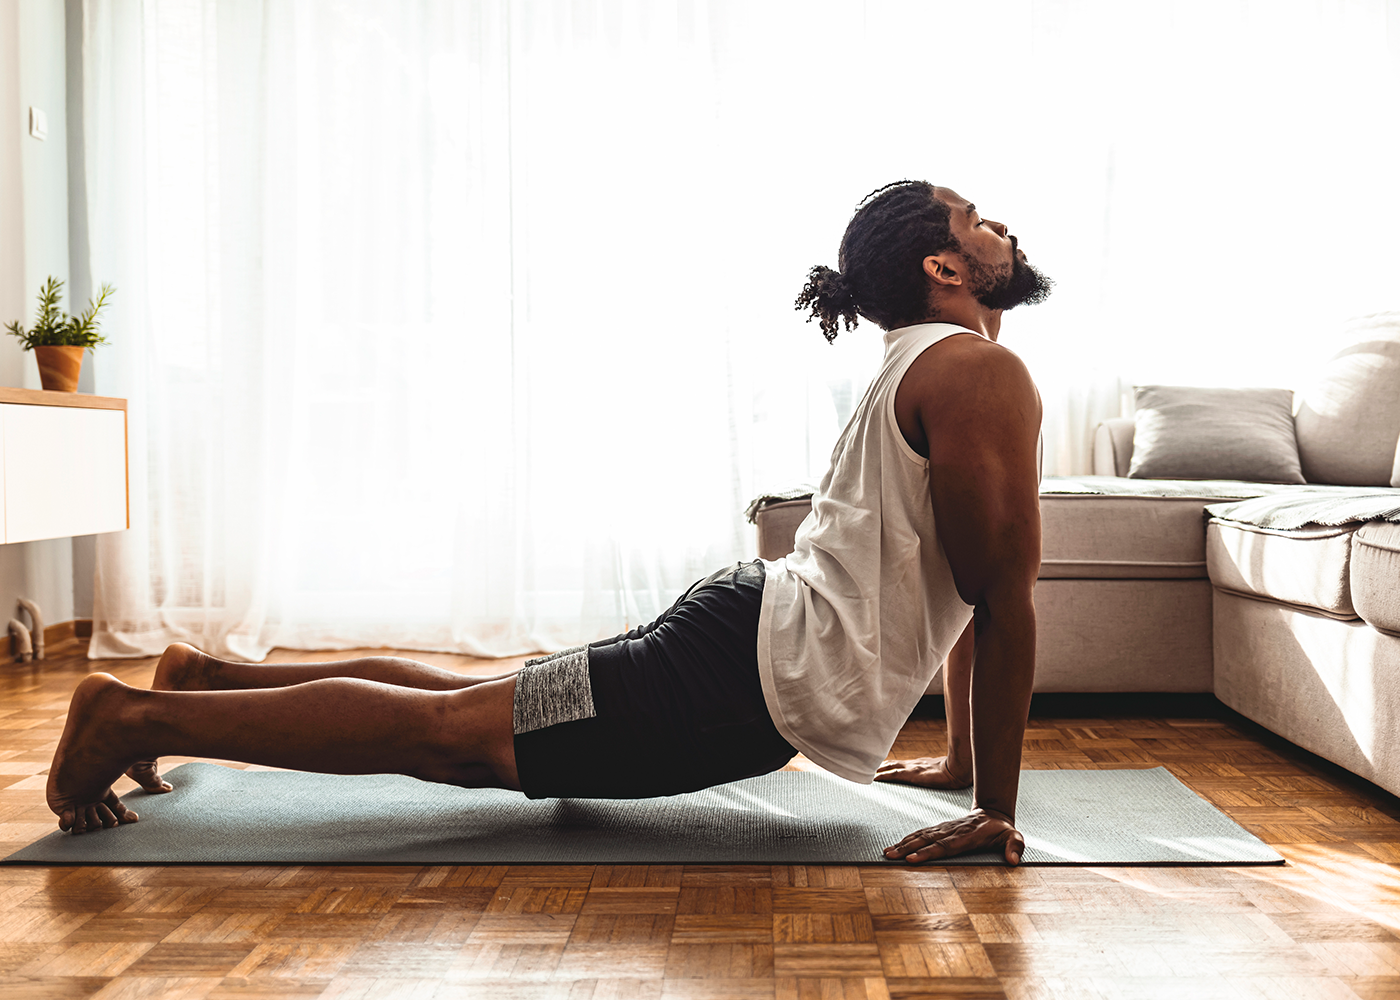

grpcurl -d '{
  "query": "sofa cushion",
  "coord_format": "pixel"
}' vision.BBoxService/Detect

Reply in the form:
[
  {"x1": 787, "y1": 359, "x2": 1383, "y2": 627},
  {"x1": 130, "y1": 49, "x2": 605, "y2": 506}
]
[
  {"x1": 753, "y1": 498, "x2": 812, "y2": 560},
  {"x1": 1353, "y1": 521, "x2": 1400, "y2": 635},
  {"x1": 1128, "y1": 386, "x2": 1305, "y2": 483},
  {"x1": 1206, "y1": 519, "x2": 1357, "y2": 618},
  {"x1": 1041, "y1": 494, "x2": 1217, "y2": 579},
  {"x1": 1295, "y1": 313, "x2": 1400, "y2": 486}
]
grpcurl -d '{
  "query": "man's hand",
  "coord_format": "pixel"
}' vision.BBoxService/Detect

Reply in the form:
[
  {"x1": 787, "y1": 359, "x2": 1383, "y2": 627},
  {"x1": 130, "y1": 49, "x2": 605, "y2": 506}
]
[
  {"x1": 874, "y1": 756, "x2": 972, "y2": 790},
  {"x1": 883, "y1": 809, "x2": 1025, "y2": 866}
]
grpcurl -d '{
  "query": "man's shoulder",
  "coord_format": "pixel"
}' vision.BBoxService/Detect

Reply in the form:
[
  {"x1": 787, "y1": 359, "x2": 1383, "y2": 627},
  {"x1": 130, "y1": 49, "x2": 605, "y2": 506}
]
[
  {"x1": 916, "y1": 330, "x2": 1022, "y2": 365},
  {"x1": 903, "y1": 334, "x2": 1035, "y2": 405}
]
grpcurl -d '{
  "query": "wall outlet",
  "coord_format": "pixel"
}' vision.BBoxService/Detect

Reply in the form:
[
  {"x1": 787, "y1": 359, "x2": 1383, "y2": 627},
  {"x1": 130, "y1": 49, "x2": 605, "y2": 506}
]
[{"x1": 28, "y1": 107, "x2": 47, "y2": 141}]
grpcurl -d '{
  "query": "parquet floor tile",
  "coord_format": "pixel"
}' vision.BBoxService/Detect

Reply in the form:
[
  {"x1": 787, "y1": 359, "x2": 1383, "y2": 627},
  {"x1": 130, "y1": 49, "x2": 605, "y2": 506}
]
[
  {"x1": 579, "y1": 890, "x2": 680, "y2": 916},
  {"x1": 4, "y1": 643, "x2": 1400, "y2": 998},
  {"x1": 670, "y1": 916, "x2": 770, "y2": 945}
]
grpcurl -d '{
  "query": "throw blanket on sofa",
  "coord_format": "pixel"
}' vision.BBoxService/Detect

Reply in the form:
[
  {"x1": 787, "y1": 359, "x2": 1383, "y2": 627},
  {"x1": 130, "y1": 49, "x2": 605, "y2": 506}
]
[
  {"x1": 1040, "y1": 476, "x2": 1304, "y2": 499},
  {"x1": 1041, "y1": 477, "x2": 1400, "y2": 530},
  {"x1": 1205, "y1": 488, "x2": 1400, "y2": 531},
  {"x1": 744, "y1": 486, "x2": 816, "y2": 523}
]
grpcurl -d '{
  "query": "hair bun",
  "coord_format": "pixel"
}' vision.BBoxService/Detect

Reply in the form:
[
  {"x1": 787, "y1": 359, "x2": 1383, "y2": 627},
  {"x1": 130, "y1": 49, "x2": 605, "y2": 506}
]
[{"x1": 794, "y1": 265, "x2": 859, "y2": 344}]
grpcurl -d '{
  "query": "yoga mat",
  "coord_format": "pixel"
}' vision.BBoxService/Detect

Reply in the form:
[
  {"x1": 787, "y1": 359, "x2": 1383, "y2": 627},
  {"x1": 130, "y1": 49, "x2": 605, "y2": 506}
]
[{"x1": 5, "y1": 763, "x2": 1283, "y2": 866}]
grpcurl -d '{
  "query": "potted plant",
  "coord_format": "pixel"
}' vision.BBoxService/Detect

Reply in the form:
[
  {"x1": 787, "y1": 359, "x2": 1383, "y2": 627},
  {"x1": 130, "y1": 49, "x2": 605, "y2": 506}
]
[{"x1": 5, "y1": 276, "x2": 114, "y2": 392}]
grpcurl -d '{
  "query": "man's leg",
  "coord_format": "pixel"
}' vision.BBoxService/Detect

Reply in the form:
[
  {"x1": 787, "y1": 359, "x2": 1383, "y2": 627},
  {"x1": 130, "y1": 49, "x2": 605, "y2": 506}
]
[
  {"x1": 49, "y1": 670, "x2": 518, "y2": 835},
  {"x1": 125, "y1": 644, "x2": 515, "y2": 793},
  {"x1": 150, "y1": 642, "x2": 510, "y2": 692}
]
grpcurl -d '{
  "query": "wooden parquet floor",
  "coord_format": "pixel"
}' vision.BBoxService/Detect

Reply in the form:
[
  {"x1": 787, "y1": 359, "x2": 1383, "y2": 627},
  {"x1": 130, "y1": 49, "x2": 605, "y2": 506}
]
[{"x1": 2, "y1": 640, "x2": 1400, "y2": 999}]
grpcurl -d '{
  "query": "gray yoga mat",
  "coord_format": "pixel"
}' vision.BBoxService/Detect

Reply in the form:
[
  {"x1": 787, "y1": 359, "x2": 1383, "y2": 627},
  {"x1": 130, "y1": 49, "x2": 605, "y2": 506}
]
[{"x1": 6, "y1": 762, "x2": 1282, "y2": 866}]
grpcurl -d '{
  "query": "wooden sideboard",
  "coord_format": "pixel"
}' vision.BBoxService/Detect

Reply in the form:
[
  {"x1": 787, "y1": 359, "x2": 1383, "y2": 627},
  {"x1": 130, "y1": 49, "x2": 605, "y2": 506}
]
[{"x1": 0, "y1": 388, "x2": 128, "y2": 544}]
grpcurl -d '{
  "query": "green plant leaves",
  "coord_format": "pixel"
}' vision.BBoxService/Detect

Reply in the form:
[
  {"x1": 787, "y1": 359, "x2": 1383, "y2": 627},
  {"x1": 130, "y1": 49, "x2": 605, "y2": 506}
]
[{"x1": 5, "y1": 277, "x2": 114, "y2": 351}]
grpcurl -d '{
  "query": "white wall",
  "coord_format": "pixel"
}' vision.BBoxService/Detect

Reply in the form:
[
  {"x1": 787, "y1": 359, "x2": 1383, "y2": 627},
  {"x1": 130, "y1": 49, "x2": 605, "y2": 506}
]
[
  {"x1": 65, "y1": 0, "x2": 94, "y2": 617},
  {"x1": 0, "y1": 8, "x2": 24, "y2": 370},
  {"x1": 0, "y1": 0, "x2": 79, "y2": 632}
]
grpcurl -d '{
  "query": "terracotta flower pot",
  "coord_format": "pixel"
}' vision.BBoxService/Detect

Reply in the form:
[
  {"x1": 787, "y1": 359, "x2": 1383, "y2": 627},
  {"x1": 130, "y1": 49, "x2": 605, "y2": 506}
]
[{"x1": 34, "y1": 345, "x2": 86, "y2": 393}]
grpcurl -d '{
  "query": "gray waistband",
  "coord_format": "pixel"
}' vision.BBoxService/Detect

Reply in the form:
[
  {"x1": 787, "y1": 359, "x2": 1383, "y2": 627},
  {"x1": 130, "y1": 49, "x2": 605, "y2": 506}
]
[{"x1": 513, "y1": 645, "x2": 596, "y2": 735}]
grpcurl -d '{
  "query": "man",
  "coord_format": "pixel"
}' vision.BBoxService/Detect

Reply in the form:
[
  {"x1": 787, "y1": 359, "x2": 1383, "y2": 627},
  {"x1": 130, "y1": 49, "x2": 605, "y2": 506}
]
[{"x1": 48, "y1": 180, "x2": 1050, "y2": 866}]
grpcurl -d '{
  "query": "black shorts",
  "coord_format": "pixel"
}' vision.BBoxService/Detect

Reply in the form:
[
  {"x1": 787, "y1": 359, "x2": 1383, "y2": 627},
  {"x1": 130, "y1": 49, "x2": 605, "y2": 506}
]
[{"x1": 512, "y1": 560, "x2": 797, "y2": 799}]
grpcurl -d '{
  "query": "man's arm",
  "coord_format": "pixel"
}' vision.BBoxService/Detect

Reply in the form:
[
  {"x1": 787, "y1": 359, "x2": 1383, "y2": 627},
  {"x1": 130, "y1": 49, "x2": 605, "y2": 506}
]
[
  {"x1": 881, "y1": 335, "x2": 1042, "y2": 864},
  {"x1": 873, "y1": 618, "x2": 974, "y2": 788}
]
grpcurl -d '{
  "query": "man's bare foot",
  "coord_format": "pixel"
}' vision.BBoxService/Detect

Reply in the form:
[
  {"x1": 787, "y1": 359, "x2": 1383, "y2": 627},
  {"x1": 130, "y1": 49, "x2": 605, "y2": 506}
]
[
  {"x1": 151, "y1": 642, "x2": 221, "y2": 692},
  {"x1": 48, "y1": 673, "x2": 146, "y2": 834},
  {"x1": 124, "y1": 643, "x2": 216, "y2": 793}
]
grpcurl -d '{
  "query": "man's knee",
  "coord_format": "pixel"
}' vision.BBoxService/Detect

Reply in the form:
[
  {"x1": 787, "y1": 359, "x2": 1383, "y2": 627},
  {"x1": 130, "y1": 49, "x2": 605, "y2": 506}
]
[{"x1": 421, "y1": 680, "x2": 519, "y2": 789}]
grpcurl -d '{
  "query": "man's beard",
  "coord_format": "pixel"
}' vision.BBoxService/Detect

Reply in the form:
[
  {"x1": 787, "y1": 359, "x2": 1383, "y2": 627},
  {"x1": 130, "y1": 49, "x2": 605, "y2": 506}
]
[{"x1": 969, "y1": 243, "x2": 1054, "y2": 311}]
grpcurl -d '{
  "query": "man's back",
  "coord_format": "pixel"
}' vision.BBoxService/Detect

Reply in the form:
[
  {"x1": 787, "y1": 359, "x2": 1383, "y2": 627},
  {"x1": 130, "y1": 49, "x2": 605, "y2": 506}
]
[{"x1": 756, "y1": 322, "x2": 979, "y2": 783}]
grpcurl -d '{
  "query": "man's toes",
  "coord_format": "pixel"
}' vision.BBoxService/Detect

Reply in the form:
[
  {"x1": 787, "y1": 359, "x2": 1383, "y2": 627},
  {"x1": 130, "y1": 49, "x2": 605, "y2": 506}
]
[
  {"x1": 103, "y1": 790, "x2": 138, "y2": 824},
  {"x1": 126, "y1": 761, "x2": 170, "y2": 794}
]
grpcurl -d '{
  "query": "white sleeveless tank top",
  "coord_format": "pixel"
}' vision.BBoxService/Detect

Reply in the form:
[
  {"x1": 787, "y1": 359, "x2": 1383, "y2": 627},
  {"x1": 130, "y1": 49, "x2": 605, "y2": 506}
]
[{"x1": 757, "y1": 322, "x2": 977, "y2": 783}]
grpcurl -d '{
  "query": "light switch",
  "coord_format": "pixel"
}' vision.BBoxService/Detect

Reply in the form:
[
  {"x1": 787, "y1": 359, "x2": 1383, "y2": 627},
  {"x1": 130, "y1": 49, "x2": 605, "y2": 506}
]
[{"x1": 28, "y1": 107, "x2": 47, "y2": 141}]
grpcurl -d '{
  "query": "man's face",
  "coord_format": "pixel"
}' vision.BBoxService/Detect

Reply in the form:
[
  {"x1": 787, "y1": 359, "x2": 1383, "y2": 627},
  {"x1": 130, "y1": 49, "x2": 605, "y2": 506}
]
[{"x1": 935, "y1": 188, "x2": 1053, "y2": 311}]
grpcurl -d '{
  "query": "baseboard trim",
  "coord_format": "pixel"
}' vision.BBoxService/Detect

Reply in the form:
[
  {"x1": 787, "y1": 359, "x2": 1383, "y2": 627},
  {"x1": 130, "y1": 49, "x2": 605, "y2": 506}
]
[{"x1": 1, "y1": 618, "x2": 92, "y2": 660}]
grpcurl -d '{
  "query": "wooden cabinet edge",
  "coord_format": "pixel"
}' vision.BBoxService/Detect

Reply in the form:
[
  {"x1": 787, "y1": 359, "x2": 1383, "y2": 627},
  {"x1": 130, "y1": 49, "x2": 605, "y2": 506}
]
[{"x1": 0, "y1": 388, "x2": 126, "y2": 411}]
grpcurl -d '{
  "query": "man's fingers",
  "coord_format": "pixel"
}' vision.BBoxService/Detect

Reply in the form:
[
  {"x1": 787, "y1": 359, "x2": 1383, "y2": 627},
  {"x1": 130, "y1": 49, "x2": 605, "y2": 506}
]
[
  {"x1": 883, "y1": 831, "x2": 927, "y2": 856},
  {"x1": 877, "y1": 757, "x2": 928, "y2": 772},
  {"x1": 907, "y1": 822, "x2": 993, "y2": 863},
  {"x1": 884, "y1": 814, "x2": 1025, "y2": 865},
  {"x1": 884, "y1": 820, "x2": 972, "y2": 859},
  {"x1": 883, "y1": 834, "x2": 928, "y2": 858},
  {"x1": 905, "y1": 833, "x2": 959, "y2": 864},
  {"x1": 907, "y1": 844, "x2": 950, "y2": 864},
  {"x1": 908, "y1": 826, "x2": 982, "y2": 864}
]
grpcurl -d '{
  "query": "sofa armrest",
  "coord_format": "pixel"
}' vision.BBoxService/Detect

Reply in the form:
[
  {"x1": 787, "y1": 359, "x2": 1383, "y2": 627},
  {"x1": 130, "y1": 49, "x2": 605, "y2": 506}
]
[
  {"x1": 753, "y1": 498, "x2": 813, "y2": 560},
  {"x1": 1093, "y1": 418, "x2": 1136, "y2": 477}
]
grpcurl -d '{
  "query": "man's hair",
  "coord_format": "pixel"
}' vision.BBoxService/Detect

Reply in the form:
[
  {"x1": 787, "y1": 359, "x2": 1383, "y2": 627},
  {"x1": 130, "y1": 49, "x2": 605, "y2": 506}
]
[{"x1": 795, "y1": 180, "x2": 958, "y2": 343}]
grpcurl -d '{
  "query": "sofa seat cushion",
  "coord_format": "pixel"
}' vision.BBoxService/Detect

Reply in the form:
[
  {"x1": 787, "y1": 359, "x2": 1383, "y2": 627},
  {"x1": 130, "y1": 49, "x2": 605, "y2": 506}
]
[
  {"x1": 1206, "y1": 519, "x2": 1358, "y2": 619},
  {"x1": 1037, "y1": 478, "x2": 1305, "y2": 580},
  {"x1": 1040, "y1": 493, "x2": 1222, "y2": 579},
  {"x1": 1353, "y1": 521, "x2": 1400, "y2": 634}
]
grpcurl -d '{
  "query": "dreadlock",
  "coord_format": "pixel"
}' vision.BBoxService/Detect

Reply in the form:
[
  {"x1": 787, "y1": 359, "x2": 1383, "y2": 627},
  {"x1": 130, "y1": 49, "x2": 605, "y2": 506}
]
[{"x1": 794, "y1": 180, "x2": 959, "y2": 343}]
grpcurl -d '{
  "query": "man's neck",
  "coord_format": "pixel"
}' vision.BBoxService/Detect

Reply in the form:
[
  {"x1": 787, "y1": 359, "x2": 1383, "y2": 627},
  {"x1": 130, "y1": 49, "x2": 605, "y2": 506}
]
[{"x1": 926, "y1": 305, "x2": 1004, "y2": 342}]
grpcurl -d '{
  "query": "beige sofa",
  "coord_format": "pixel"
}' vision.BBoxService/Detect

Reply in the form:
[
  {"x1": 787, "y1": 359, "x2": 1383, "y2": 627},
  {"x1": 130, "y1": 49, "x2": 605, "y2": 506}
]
[{"x1": 753, "y1": 314, "x2": 1400, "y2": 797}]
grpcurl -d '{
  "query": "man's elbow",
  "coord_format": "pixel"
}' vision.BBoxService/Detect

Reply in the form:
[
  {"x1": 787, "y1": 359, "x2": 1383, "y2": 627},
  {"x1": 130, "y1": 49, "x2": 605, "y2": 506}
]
[{"x1": 971, "y1": 574, "x2": 1037, "y2": 637}]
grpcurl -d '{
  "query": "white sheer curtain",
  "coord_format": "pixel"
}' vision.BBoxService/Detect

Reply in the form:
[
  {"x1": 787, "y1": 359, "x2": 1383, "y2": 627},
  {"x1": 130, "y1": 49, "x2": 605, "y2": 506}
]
[{"x1": 79, "y1": 0, "x2": 1399, "y2": 659}]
